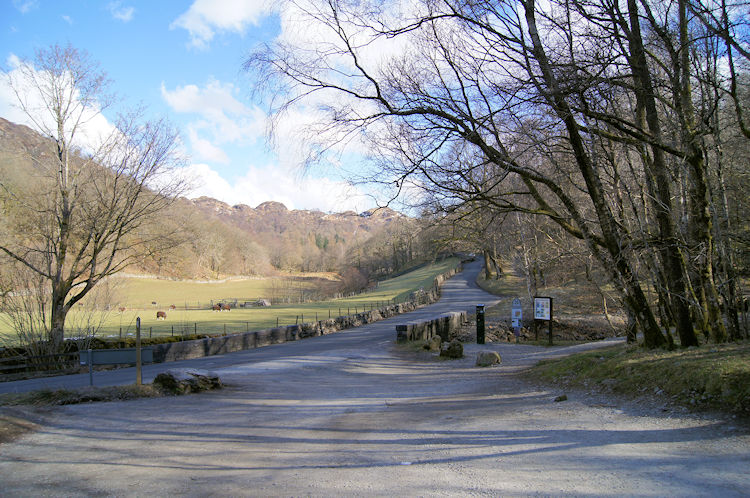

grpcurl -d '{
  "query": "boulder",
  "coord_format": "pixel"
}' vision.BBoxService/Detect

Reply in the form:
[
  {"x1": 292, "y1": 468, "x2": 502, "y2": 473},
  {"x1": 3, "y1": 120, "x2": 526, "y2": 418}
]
[
  {"x1": 440, "y1": 339, "x2": 463, "y2": 359},
  {"x1": 153, "y1": 368, "x2": 223, "y2": 395},
  {"x1": 475, "y1": 351, "x2": 502, "y2": 367}
]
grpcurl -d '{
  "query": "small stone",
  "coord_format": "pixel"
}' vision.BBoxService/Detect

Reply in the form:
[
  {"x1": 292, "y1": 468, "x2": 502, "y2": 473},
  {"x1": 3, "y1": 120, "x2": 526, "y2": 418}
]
[
  {"x1": 475, "y1": 351, "x2": 502, "y2": 367},
  {"x1": 554, "y1": 394, "x2": 568, "y2": 402}
]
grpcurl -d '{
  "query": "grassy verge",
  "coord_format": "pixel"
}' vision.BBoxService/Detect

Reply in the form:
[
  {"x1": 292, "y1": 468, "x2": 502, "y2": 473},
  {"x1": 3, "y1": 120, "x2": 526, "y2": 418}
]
[{"x1": 529, "y1": 341, "x2": 750, "y2": 415}]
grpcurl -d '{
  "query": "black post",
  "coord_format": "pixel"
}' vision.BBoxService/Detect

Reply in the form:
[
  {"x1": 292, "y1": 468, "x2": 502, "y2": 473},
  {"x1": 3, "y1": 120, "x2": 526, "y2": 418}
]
[
  {"x1": 136, "y1": 317, "x2": 142, "y2": 386},
  {"x1": 476, "y1": 304, "x2": 485, "y2": 344}
]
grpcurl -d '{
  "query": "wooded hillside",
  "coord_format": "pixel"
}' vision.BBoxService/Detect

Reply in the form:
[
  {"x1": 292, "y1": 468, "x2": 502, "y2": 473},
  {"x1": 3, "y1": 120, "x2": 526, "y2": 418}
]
[{"x1": 0, "y1": 117, "x2": 433, "y2": 283}]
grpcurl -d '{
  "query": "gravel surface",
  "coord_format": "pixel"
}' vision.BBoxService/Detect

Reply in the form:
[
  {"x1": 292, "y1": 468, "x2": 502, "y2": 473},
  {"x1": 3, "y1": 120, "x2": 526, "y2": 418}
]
[{"x1": 1, "y1": 262, "x2": 748, "y2": 496}]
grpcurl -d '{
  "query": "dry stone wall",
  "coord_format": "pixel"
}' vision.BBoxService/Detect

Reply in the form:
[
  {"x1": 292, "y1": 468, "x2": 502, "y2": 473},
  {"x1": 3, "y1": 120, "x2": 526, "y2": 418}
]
[{"x1": 395, "y1": 311, "x2": 467, "y2": 343}]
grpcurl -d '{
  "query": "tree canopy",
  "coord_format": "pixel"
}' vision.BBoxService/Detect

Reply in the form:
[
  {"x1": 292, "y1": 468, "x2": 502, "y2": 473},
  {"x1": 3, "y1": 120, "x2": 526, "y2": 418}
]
[{"x1": 248, "y1": 0, "x2": 750, "y2": 346}]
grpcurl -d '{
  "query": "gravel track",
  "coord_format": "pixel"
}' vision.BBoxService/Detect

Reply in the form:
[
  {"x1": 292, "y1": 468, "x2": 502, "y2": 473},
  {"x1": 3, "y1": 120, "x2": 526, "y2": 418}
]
[{"x1": 1, "y1": 262, "x2": 748, "y2": 496}]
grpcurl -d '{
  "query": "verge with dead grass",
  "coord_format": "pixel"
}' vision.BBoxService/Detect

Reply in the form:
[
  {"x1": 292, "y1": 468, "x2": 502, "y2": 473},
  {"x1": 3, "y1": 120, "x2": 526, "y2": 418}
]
[
  {"x1": 529, "y1": 341, "x2": 750, "y2": 415},
  {"x1": 0, "y1": 384, "x2": 165, "y2": 407}
]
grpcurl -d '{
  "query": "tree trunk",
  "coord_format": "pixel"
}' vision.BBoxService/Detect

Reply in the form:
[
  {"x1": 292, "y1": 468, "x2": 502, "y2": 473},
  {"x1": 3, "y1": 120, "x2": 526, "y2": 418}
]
[
  {"x1": 483, "y1": 250, "x2": 493, "y2": 280},
  {"x1": 677, "y1": 0, "x2": 726, "y2": 343},
  {"x1": 525, "y1": 0, "x2": 667, "y2": 347},
  {"x1": 490, "y1": 245, "x2": 502, "y2": 278},
  {"x1": 49, "y1": 295, "x2": 68, "y2": 350},
  {"x1": 625, "y1": 0, "x2": 697, "y2": 347}
]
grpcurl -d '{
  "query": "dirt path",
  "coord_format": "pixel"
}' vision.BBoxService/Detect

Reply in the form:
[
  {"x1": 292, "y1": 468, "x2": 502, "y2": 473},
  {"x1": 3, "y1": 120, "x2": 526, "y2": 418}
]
[{"x1": 1, "y1": 337, "x2": 748, "y2": 496}]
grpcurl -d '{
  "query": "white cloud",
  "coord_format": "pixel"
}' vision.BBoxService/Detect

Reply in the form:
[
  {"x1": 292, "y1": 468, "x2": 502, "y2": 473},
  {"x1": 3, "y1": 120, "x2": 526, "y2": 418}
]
[
  {"x1": 62, "y1": 15, "x2": 73, "y2": 24},
  {"x1": 108, "y1": 2, "x2": 135, "y2": 22},
  {"x1": 0, "y1": 54, "x2": 118, "y2": 155},
  {"x1": 180, "y1": 162, "x2": 373, "y2": 213},
  {"x1": 12, "y1": 0, "x2": 37, "y2": 14},
  {"x1": 161, "y1": 79, "x2": 266, "y2": 162},
  {"x1": 188, "y1": 127, "x2": 230, "y2": 164},
  {"x1": 171, "y1": 0, "x2": 277, "y2": 49}
]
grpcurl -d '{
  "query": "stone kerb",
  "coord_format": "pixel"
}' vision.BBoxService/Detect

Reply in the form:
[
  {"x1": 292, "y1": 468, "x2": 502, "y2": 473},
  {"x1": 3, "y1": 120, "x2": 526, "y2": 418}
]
[
  {"x1": 396, "y1": 311, "x2": 467, "y2": 343},
  {"x1": 152, "y1": 262, "x2": 463, "y2": 363}
]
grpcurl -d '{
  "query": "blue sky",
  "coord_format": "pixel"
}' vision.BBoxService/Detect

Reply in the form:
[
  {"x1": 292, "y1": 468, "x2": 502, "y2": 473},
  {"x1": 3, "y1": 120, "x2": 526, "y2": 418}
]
[{"x1": 0, "y1": 0, "x2": 376, "y2": 213}]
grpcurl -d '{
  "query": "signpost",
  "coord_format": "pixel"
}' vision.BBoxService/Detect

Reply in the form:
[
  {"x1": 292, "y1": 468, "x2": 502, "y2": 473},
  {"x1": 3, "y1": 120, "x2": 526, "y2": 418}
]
[
  {"x1": 533, "y1": 296, "x2": 553, "y2": 345},
  {"x1": 511, "y1": 298, "x2": 522, "y2": 342}
]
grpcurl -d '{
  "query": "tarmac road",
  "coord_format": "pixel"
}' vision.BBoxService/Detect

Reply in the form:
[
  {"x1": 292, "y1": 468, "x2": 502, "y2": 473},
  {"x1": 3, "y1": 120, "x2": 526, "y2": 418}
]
[
  {"x1": 1, "y1": 260, "x2": 748, "y2": 496},
  {"x1": 0, "y1": 259, "x2": 497, "y2": 395}
]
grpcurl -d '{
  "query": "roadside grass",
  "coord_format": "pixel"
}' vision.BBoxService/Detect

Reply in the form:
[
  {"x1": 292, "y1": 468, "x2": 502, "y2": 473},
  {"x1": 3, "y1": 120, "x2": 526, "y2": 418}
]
[
  {"x1": 0, "y1": 258, "x2": 460, "y2": 344},
  {"x1": 0, "y1": 384, "x2": 165, "y2": 406},
  {"x1": 478, "y1": 266, "x2": 749, "y2": 417},
  {"x1": 529, "y1": 341, "x2": 750, "y2": 415}
]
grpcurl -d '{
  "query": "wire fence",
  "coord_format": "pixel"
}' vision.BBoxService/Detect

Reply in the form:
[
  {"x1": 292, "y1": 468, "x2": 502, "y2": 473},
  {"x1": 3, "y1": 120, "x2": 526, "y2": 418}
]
[{"x1": 105, "y1": 297, "x2": 418, "y2": 340}]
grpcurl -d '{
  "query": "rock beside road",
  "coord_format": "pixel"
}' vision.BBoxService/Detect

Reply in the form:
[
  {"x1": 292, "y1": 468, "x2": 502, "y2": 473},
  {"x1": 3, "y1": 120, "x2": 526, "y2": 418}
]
[
  {"x1": 475, "y1": 351, "x2": 502, "y2": 367},
  {"x1": 440, "y1": 339, "x2": 464, "y2": 359},
  {"x1": 152, "y1": 369, "x2": 222, "y2": 395}
]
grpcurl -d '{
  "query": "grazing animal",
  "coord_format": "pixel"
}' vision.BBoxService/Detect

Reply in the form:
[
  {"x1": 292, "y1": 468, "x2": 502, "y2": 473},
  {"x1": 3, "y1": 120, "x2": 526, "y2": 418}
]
[
  {"x1": 169, "y1": 304, "x2": 176, "y2": 310},
  {"x1": 221, "y1": 303, "x2": 231, "y2": 311},
  {"x1": 156, "y1": 311, "x2": 167, "y2": 320},
  {"x1": 118, "y1": 307, "x2": 126, "y2": 313},
  {"x1": 212, "y1": 304, "x2": 221, "y2": 311}
]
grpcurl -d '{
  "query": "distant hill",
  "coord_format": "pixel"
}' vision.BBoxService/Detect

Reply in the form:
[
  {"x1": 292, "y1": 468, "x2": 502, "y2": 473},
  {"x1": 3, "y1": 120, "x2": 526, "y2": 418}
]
[{"x1": 0, "y1": 117, "x2": 418, "y2": 280}]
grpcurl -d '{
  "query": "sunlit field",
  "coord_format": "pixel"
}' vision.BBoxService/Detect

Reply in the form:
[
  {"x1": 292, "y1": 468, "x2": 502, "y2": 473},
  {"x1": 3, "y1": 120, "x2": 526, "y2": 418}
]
[{"x1": 0, "y1": 258, "x2": 459, "y2": 344}]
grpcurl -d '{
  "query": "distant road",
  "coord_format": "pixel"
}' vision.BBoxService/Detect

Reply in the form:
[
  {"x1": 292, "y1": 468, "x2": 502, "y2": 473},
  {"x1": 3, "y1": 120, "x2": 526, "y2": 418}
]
[{"x1": 0, "y1": 259, "x2": 499, "y2": 395}]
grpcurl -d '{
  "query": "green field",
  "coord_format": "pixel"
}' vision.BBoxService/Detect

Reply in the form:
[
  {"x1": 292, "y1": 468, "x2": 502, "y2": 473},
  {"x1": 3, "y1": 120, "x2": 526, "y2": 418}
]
[
  {"x1": 112, "y1": 276, "x2": 290, "y2": 309},
  {"x1": 0, "y1": 258, "x2": 460, "y2": 344}
]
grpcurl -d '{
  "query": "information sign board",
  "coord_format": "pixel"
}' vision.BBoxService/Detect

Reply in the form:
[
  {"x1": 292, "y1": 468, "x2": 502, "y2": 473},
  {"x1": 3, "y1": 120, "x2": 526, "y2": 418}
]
[{"x1": 534, "y1": 296, "x2": 552, "y2": 320}]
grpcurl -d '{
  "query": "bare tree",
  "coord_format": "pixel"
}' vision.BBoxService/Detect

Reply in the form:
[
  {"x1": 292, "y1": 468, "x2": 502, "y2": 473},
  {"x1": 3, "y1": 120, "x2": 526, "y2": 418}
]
[{"x1": 0, "y1": 44, "x2": 186, "y2": 349}]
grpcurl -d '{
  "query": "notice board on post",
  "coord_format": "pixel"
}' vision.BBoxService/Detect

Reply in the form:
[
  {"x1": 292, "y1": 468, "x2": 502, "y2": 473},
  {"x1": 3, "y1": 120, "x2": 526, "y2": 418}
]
[
  {"x1": 533, "y1": 296, "x2": 552, "y2": 321},
  {"x1": 533, "y1": 296, "x2": 553, "y2": 345}
]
